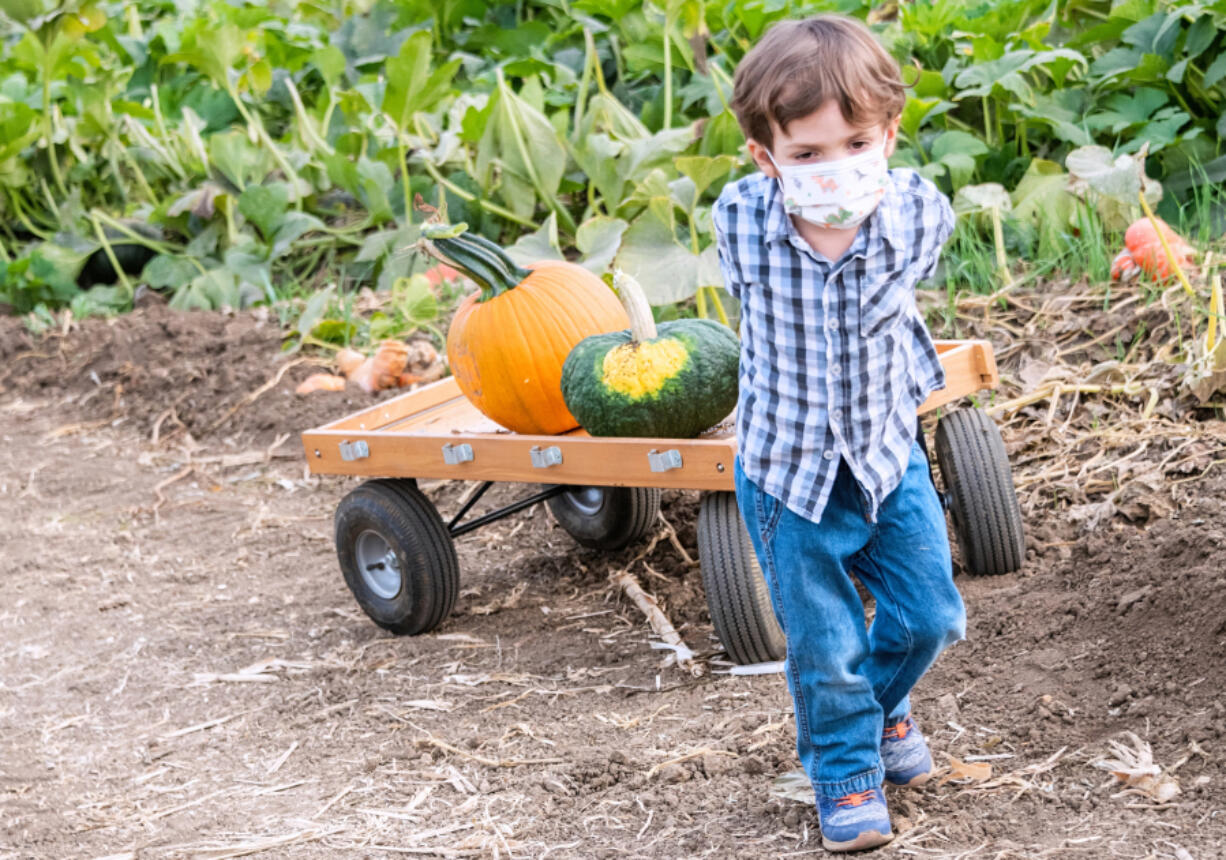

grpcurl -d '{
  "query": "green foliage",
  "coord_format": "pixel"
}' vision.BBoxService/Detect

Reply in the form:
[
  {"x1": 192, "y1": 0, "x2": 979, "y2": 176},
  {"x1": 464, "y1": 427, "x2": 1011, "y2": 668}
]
[{"x1": 2, "y1": 0, "x2": 1225, "y2": 327}]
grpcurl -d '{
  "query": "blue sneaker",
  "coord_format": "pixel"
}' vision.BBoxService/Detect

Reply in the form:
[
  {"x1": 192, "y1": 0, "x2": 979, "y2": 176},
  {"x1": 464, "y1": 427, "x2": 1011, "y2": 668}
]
[
  {"x1": 816, "y1": 787, "x2": 893, "y2": 852},
  {"x1": 881, "y1": 713, "x2": 933, "y2": 787}
]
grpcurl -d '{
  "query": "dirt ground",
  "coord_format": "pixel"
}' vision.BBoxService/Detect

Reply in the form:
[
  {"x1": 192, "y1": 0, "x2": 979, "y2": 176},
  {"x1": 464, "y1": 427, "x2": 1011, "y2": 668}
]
[{"x1": 1, "y1": 303, "x2": 1225, "y2": 859}]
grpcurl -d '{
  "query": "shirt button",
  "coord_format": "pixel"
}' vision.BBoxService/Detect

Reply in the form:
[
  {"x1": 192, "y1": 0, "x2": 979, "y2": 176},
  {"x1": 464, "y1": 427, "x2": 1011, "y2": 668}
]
[
  {"x1": 823, "y1": 450, "x2": 835, "y2": 460},
  {"x1": 833, "y1": 409, "x2": 844, "y2": 422},
  {"x1": 831, "y1": 365, "x2": 842, "y2": 377},
  {"x1": 827, "y1": 319, "x2": 839, "y2": 331}
]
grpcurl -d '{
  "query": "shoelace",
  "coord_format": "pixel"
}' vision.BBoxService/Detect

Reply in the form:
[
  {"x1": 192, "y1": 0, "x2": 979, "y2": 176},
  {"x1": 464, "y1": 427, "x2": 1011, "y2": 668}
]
[
  {"x1": 882, "y1": 715, "x2": 914, "y2": 741},
  {"x1": 836, "y1": 790, "x2": 877, "y2": 808}
]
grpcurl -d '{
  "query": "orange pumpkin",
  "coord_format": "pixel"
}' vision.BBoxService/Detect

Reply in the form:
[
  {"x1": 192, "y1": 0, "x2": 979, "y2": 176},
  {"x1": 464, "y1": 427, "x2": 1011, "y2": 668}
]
[
  {"x1": 1123, "y1": 216, "x2": 1195, "y2": 281},
  {"x1": 424, "y1": 225, "x2": 629, "y2": 434}
]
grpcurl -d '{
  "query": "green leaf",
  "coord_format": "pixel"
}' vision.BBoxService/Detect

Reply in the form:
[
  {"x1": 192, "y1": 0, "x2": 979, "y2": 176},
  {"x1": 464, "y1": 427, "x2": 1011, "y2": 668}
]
[
  {"x1": 295, "y1": 285, "x2": 334, "y2": 339},
  {"x1": 271, "y1": 211, "x2": 324, "y2": 258},
  {"x1": 141, "y1": 255, "x2": 197, "y2": 289},
  {"x1": 1184, "y1": 14, "x2": 1216, "y2": 60},
  {"x1": 383, "y1": 31, "x2": 461, "y2": 131},
  {"x1": 900, "y1": 96, "x2": 941, "y2": 142},
  {"x1": 1086, "y1": 88, "x2": 1168, "y2": 133},
  {"x1": 1010, "y1": 159, "x2": 1075, "y2": 233},
  {"x1": 475, "y1": 75, "x2": 568, "y2": 223},
  {"x1": 931, "y1": 130, "x2": 990, "y2": 161},
  {"x1": 953, "y1": 182, "x2": 1012, "y2": 215},
  {"x1": 238, "y1": 183, "x2": 290, "y2": 241},
  {"x1": 614, "y1": 209, "x2": 700, "y2": 304},
  {"x1": 674, "y1": 154, "x2": 736, "y2": 201},
  {"x1": 163, "y1": 23, "x2": 244, "y2": 90},
  {"x1": 312, "y1": 319, "x2": 358, "y2": 344},
  {"x1": 1204, "y1": 52, "x2": 1226, "y2": 89},
  {"x1": 392, "y1": 273, "x2": 438, "y2": 325},
  {"x1": 209, "y1": 131, "x2": 273, "y2": 191},
  {"x1": 504, "y1": 212, "x2": 564, "y2": 266},
  {"x1": 312, "y1": 46, "x2": 346, "y2": 87},
  {"x1": 170, "y1": 268, "x2": 242, "y2": 311},
  {"x1": 574, "y1": 215, "x2": 628, "y2": 274}
]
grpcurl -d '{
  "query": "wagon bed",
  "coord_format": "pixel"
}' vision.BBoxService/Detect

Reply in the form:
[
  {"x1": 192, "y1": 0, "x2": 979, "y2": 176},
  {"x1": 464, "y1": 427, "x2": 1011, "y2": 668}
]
[{"x1": 302, "y1": 339, "x2": 999, "y2": 489}]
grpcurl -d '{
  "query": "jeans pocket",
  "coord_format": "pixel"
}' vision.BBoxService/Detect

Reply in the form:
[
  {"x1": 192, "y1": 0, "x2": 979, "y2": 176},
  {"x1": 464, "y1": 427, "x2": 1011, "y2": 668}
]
[{"x1": 754, "y1": 485, "x2": 785, "y2": 546}]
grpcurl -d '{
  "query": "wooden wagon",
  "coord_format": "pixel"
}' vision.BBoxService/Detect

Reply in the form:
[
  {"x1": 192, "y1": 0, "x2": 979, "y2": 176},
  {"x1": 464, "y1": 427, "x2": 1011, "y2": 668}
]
[{"x1": 302, "y1": 339, "x2": 1024, "y2": 664}]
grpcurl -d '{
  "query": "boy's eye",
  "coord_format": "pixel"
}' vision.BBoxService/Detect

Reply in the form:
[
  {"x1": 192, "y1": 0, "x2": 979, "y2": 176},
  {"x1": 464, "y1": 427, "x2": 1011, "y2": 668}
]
[{"x1": 850, "y1": 140, "x2": 868, "y2": 150}]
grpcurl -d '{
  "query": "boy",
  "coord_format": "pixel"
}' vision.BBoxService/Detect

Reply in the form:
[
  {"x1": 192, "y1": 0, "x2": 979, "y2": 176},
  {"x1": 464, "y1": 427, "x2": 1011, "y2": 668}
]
[{"x1": 712, "y1": 15, "x2": 966, "y2": 853}]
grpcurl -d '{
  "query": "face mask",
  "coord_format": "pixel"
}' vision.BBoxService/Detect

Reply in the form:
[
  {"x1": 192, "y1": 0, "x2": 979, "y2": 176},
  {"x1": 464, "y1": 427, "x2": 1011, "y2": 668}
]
[{"x1": 765, "y1": 137, "x2": 890, "y2": 229}]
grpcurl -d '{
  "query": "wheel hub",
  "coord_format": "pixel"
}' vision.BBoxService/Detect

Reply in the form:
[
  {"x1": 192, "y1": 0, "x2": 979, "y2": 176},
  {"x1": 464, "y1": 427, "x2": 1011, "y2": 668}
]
[
  {"x1": 565, "y1": 486, "x2": 606, "y2": 516},
  {"x1": 354, "y1": 530, "x2": 402, "y2": 599}
]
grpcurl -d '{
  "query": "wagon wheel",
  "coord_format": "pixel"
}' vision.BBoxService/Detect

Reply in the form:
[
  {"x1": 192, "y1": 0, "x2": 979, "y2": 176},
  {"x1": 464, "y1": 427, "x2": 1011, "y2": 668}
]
[
  {"x1": 934, "y1": 408, "x2": 1025, "y2": 576},
  {"x1": 334, "y1": 479, "x2": 459, "y2": 634},
  {"x1": 547, "y1": 486, "x2": 661, "y2": 551},
  {"x1": 697, "y1": 491, "x2": 786, "y2": 664}
]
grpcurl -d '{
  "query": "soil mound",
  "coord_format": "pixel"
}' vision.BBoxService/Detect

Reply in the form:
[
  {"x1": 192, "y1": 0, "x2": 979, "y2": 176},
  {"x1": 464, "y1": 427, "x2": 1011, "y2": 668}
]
[{"x1": 0, "y1": 305, "x2": 405, "y2": 444}]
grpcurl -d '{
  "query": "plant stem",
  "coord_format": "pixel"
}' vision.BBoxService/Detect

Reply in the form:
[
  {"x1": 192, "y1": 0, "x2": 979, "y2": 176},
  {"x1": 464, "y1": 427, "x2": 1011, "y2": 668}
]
[
  {"x1": 990, "y1": 207, "x2": 1013, "y2": 286},
  {"x1": 419, "y1": 159, "x2": 541, "y2": 229},
  {"x1": 662, "y1": 11, "x2": 674, "y2": 130},
  {"x1": 705, "y1": 285, "x2": 730, "y2": 327},
  {"x1": 1137, "y1": 189, "x2": 1195, "y2": 298},
  {"x1": 495, "y1": 68, "x2": 575, "y2": 233},
  {"x1": 226, "y1": 82, "x2": 303, "y2": 210},
  {"x1": 572, "y1": 29, "x2": 594, "y2": 141},
  {"x1": 41, "y1": 51, "x2": 68, "y2": 200},
  {"x1": 89, "y1": 212, "x2": 135, "y2": 299}
]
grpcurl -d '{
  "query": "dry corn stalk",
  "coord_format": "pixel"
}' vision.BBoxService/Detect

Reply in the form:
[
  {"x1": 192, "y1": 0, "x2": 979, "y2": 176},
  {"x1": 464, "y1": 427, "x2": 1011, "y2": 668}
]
[
  {"x1": 610, "y1": 566, "x2": 700, "y2": 676},
  {"x1": 1093, "y1": 731, "x2": 1181, "y2": 803}
]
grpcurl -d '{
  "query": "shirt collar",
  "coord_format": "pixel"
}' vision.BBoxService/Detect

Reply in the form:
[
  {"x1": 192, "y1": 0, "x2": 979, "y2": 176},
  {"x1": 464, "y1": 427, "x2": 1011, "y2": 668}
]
[{"x1": 761, "y1": 170, "x2": 906, "y2": 253}]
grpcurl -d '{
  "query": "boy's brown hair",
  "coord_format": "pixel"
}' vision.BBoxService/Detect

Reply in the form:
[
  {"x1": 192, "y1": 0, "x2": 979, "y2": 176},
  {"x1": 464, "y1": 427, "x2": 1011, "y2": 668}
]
[{"x1": 731, "y1": 15, "x2": 906, "y2": 151}]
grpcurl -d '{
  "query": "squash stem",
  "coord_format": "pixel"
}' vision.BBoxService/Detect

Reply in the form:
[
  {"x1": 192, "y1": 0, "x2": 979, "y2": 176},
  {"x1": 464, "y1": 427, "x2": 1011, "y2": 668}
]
[{"x1": 614, "y1": 269, "x2": 658, "y2": 341}]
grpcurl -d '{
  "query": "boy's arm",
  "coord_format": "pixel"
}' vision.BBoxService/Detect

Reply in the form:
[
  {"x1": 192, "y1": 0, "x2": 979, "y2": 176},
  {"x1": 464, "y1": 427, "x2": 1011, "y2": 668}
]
[
  {"x1": 912, "y1": 183, "x2": 956, "y2": 282},
  {"x1": 712, "y1": 200, "x2": 743, "y2": 304}
]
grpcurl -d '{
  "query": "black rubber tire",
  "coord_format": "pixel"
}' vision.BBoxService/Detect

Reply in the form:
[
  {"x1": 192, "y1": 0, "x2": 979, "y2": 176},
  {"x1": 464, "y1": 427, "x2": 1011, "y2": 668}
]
[
  {"x1": 934, "y1": 408, "x2": 1026, "y2": 576},
  {"x1": 547, "y1": 485, "x2": 661, "y2": 551},
  {"x1": 697, "y1": 491, "x2": 786, "y2": 664},
  {"x1": 334, "y1": 479, "x2": 459, "y2": 635}
]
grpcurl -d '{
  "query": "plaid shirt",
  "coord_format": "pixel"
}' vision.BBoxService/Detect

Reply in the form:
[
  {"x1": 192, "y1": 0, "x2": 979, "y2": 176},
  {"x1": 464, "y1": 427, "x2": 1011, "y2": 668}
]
[{"x1": 713, "y1": 168, "x2": 954, "y2": 524}]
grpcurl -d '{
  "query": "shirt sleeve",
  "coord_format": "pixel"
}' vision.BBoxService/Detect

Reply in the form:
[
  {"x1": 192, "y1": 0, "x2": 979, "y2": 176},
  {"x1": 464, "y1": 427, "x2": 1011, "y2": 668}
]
[
  {"x1": 713, "y1": 205, "x2": 742, "y2": 303},
  {"x1": 914, "y1": 186, "x2": 955, "y2": 281}
]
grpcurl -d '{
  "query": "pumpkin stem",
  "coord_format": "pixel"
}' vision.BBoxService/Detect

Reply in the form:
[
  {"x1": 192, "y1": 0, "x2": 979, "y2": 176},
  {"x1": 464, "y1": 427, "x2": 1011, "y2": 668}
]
[
  {"x1": 421, "y1": 223, "x2": 532, "y2": 301},
  {"x1": 613, "y1": 269, "x2": 658, "y2": 342}
]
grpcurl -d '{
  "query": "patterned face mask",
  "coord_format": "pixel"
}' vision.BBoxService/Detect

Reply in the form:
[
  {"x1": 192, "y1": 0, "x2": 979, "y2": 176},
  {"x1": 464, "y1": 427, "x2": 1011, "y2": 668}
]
[{"x1": 765, "y1": 137, "x2": 890, "y2": 229}]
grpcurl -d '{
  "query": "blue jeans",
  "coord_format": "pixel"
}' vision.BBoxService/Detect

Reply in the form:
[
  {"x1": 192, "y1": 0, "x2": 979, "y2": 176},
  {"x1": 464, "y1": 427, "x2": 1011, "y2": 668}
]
[{"x1": 734, "y1": 441, "x2": 966, "y2": 797}]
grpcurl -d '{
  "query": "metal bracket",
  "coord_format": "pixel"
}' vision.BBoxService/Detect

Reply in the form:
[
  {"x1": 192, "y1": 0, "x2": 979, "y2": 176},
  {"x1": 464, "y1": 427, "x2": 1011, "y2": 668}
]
[
  {"x1": 339, "y1": 440, "x2": 369, "y2": 462},
  {"x1": 442, "y1": 443, "x2": 475, "y2": 465},
  {"x1": 647, "y1": 448, "x2": 683, "y2": 472},
  {"x1": 530, "y1": 445, "x2": 563, "y2": 468}
]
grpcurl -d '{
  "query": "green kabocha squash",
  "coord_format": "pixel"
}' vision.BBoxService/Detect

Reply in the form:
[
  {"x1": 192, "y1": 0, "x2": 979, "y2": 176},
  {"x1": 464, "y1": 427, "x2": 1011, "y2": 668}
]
[{"x1": 560, "y1": 271, "x2": 739, "y2": 438}]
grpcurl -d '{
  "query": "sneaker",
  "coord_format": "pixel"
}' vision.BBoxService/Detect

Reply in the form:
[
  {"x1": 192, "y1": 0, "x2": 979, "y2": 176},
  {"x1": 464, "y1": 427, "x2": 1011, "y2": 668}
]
[
  {"x1": 881, "y1": 713, "x2": 933, "y2": 787},
  {"x1": 816, "y1": 787, "x2": 893, "y2": 852}
]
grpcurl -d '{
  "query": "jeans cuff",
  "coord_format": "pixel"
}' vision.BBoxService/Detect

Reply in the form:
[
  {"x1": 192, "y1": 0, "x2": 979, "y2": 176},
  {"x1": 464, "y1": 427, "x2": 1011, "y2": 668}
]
[
  {"x1": 885, "y1": 697, "x2": 911, "y2": 725},
  {"x1": 816, "y1": 762, "x2": 885, "y2": 799}
]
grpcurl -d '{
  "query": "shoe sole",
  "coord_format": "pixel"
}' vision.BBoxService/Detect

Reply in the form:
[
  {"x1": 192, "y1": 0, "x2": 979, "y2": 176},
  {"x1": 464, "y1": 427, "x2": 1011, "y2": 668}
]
[
  {"x1": 822, "y1": 829, "x2": 894, "y2": 852},
  {"x1": 885, "y1": 770, "x2": 932, "y2": 788}
]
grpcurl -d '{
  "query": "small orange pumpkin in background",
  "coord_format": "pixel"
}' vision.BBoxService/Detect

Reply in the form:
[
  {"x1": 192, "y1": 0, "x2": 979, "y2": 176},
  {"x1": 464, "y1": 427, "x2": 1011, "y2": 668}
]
[{"x1": 422, "y1": 223, "x2": 630, "y2": 435}]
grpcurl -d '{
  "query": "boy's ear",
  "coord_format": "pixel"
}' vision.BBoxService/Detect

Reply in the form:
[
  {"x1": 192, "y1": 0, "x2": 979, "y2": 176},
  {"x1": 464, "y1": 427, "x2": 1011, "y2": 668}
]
[
  {"x1": 746, "y1": 139, "x2": 779, "y2": 178},
  {"x1": 883, "y1": 115, "x2": 902, "y2": 159}
]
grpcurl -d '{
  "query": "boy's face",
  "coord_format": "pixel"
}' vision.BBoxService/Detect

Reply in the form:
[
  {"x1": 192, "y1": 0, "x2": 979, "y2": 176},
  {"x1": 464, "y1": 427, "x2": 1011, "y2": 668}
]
[{"x1": 747, "y1": 99, "x2": 900, "y2": 177}]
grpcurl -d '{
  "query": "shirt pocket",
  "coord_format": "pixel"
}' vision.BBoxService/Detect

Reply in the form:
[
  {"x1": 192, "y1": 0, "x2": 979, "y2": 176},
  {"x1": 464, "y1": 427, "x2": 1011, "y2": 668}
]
[{"x1": 858, "y1": 274, "x2": 910, "y2": 338}]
